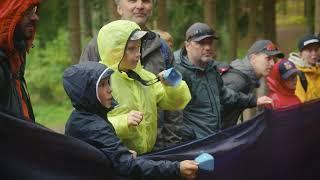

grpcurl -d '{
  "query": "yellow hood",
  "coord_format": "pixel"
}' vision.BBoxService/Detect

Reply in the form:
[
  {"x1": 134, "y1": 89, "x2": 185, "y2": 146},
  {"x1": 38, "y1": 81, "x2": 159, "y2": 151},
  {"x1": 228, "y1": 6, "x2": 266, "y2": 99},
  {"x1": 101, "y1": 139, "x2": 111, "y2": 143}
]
[{"x1": 97, "y1": 20, "x2": 142, "y2": 71}]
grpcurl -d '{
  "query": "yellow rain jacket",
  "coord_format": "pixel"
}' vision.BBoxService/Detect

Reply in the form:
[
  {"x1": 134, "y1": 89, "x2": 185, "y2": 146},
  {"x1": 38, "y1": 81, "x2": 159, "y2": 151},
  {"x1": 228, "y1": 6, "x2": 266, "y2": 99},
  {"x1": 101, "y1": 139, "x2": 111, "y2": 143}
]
[
  {"x1": 97, "y1": 20, "x2": 191, "y2": 154},
  {"x1": 289, "y1": 52, "x2": 320, "y2": 102}
]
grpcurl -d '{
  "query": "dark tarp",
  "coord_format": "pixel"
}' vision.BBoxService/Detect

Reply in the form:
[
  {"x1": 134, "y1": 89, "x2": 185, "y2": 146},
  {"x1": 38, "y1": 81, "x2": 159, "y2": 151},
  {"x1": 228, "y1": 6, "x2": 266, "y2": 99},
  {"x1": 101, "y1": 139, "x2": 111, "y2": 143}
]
[{"x1": 1, "y1": 100, "x2": 320, "y2": 179}]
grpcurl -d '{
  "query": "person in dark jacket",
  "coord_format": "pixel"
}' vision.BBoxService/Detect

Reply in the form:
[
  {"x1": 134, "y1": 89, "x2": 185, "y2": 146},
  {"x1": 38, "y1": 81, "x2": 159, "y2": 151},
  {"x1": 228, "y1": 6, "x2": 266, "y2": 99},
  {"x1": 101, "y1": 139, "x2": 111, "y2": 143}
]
[
  {"x1": 0, "y1": 0, "x2": 40, "y2": 122},
  {"x1": 174, "y1": 23, "x2": 273, "y2": 142},
  {"x1": 79, "y1": 0, "x2": 181, "y2": 151},
  {"x1": 221, "y1": 40, "x2": 284, "y2": 128},
  {"x1": 63, "y1": 62, "x2": 198, "y2": 179}
]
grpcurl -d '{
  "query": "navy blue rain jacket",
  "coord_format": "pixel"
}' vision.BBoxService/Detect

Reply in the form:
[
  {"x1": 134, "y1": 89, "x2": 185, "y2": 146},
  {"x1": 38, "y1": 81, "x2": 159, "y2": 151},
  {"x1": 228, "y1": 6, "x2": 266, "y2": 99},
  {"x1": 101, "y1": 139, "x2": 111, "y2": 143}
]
[{"x1": 63, "y1": 62, "x2": 180, "y2": 179}]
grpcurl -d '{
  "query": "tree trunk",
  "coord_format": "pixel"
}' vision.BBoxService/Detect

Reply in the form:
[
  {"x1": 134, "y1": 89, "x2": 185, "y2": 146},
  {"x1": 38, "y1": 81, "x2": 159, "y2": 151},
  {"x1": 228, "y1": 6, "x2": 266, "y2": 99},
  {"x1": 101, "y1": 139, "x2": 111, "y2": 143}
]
[
  {"x1": 306, "y1": 0, "x2": 315, "y2": 34},
  {"x1": 262, "y1": 0, "x2": 276, "y2": 43},
  {"x1": 279, "y1": 0, "x2": 287, "y2": 15},
  {"x1": 316, "y1": 0, "x2": 320, "y2": 35},
  {"x1": 229, "y1": 0, "x2": 238, "y2": 61},
  {"x1": 68, "y1": 0, "x2": 81, "y2": 64},
  {"x1": 158, "y1": 0, "x2": 169, "y2": 30},
  {"x1": 203, "y1": 0, "x2": 217, "y2": 29},
  {"x1": 80, "y1": 0, "x2": 93, "y2": 41},
  {"x1": 248, "y1": 0, "x2": 258, "y2": 44},
  {"x1": 106, "y1": 0, "x2": 119, "y2": 21}
]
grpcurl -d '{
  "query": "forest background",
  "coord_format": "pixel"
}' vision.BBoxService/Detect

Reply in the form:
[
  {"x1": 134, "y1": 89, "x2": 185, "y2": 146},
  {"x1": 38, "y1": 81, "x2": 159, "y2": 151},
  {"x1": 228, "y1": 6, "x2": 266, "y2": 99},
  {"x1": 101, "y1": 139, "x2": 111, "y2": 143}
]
[{"x1": 27, "y1": 0, "x2": 320, "y2": 132}]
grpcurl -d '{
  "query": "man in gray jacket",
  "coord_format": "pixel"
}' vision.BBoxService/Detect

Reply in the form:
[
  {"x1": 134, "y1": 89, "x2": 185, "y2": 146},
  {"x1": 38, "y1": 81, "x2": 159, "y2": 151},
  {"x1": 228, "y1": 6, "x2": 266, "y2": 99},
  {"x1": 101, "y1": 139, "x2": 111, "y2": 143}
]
[
  {"x1": 221, "y1": 40, "x2": 284, "y2": 129},
  {"x1": 174, "y1": 23, "x2": 273, "y2": 141},
  {"x1": 79, "y1": 0, "x2": 179, "y2": 149}
]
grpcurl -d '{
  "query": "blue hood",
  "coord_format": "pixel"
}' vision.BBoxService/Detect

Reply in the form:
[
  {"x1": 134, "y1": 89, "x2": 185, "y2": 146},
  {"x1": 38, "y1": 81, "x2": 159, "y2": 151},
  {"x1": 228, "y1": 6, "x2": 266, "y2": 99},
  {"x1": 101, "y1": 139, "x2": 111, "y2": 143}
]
[{"x1": 63, "y1": 62, "x2": 116, "y2": 117}]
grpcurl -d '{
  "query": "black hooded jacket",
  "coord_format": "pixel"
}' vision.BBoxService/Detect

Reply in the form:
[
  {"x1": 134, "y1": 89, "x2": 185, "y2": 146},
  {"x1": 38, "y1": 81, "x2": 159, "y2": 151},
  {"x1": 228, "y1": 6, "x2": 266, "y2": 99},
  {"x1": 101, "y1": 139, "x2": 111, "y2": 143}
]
[{"x1": 63, "y1": 62, "x2": 180, "y2": 179}]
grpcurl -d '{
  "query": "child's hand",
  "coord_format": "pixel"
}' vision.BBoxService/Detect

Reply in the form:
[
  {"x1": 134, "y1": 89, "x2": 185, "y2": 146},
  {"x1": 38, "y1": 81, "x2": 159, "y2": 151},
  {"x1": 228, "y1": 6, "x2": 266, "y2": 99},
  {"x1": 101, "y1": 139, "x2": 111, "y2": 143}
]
[
  {"x1": 127, "y1": 110, "x2": 144, "y2": 127},
  {"x1": 129, "y1": 150, "x2": 137, "y2": 159},
  {"x1": 179, "y1": 160, "x2": 198, "y2": 179}
]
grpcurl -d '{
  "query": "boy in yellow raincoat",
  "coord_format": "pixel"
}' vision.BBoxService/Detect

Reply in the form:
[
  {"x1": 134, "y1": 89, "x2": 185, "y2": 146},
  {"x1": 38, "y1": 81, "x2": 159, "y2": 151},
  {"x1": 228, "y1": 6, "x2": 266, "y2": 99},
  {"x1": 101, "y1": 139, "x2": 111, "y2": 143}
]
[{"x1": 97, "y1": 20, "x2": 191, "y2": 154}]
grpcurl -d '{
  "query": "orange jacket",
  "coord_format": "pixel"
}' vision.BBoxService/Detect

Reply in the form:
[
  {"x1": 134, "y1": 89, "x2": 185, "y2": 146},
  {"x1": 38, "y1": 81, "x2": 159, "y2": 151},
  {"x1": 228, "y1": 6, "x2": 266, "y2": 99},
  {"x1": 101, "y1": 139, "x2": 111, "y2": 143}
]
[{"x1": 0, "y1": 0, "x2": 40, "y2": 121}]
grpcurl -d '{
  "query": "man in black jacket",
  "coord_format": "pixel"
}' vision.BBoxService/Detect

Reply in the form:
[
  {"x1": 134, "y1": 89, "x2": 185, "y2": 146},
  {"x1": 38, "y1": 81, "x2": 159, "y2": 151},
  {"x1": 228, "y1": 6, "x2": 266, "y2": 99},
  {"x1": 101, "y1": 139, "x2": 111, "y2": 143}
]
[
  {"x1": 174, "y1": 23, "x2": 273, "y2": 141},
  {"x1": 63, "y1": 62, "x2": 198, "y2": 179}
]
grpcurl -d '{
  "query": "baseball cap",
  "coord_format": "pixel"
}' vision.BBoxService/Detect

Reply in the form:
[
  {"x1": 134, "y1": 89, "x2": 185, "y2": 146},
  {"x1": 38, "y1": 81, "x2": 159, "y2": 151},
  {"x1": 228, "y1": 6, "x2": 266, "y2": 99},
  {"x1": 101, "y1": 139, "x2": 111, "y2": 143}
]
[
  {"x1": 186, "y1": 22, "x2": 218, "y2": 42},
  {"x1": 247, "y1": 40, "x2": 284, "y2": 58},
  {"x1": 130, "y1": 30, "x2": 148, "y2": 40},
  {"x1": 279, "y1": 60, "x2": 299, "y2": 80},
  {"x1": 297, "y1": 34, "x2": 320, "y2": 51}
]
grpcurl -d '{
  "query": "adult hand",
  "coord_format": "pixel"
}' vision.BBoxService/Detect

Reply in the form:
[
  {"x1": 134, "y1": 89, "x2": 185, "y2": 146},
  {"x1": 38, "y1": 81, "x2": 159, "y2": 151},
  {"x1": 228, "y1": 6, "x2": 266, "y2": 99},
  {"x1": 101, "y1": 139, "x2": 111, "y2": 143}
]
[
  {"x1": 257, "y1": 96, "x2": 273, "y2": 106},
  {"x1": 180, "y1": 160, "x2": 199, "y2": 180},
  {"x1": 127, "y1": 110, "x2": 144, "y2": 127}
]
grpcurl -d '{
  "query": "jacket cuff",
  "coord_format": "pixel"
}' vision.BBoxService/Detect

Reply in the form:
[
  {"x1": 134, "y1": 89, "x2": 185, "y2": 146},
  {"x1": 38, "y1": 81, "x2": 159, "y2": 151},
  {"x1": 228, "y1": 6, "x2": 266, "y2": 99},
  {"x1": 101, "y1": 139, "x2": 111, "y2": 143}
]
[
  {"x1": 174, "y1": 161, "x2": 181, "y2": 177},
  {"x1": 249, "y1": 95, "x2": 257, "y2": 107}
]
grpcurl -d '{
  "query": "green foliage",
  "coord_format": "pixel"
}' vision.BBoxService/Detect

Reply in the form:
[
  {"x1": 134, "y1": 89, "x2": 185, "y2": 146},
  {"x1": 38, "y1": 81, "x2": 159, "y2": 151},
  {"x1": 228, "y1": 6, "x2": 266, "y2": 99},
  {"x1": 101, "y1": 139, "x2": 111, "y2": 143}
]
[
  {"x1": 167, "y1": 0, "x2": 204, "y2": 50},
  {"x1": 277, "y1": 15, "x2": 306, "y2": 26},
  {"x1": 37, "y1": 0, "x2": 68, "y2": 46},
  {"x1": 34, "y1": 102, "x2": 71, "y2": 133},
  {"x1": 26, "y1": 29, "x2": 71, "y2": 104}
]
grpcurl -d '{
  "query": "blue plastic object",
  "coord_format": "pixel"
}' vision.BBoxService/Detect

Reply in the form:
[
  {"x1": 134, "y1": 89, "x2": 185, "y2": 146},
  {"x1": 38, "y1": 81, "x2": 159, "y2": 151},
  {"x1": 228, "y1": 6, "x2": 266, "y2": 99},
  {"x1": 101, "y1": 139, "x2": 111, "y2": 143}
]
[
  {"x1": 194, "y1": 153, "x2": 214, "y2": 172},
  {"x1": 163, "y1": 68, "x2": 182, "y2": 87}
]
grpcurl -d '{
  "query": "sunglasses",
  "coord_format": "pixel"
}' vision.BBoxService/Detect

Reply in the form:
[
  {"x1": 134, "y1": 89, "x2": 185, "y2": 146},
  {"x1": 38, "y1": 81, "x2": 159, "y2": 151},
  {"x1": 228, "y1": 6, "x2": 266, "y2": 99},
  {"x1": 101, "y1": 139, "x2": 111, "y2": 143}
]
[{"x1": 264, "y1": 42, "x2": 278, "y2": 51}]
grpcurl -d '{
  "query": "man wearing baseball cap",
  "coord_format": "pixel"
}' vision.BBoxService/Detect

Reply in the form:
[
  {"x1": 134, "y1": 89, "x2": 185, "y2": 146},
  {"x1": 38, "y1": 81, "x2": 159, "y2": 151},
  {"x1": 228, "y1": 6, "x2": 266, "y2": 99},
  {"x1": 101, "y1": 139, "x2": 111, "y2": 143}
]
[
  {"x1": 221, "y1": 39, "x2": 284, "y2": 129},
  {"x1": 288, "y1": 34, "x2": 320, "y2": 102},
  {"x1": 174, "y1": 23, "x2": 273, "y2": 142}
]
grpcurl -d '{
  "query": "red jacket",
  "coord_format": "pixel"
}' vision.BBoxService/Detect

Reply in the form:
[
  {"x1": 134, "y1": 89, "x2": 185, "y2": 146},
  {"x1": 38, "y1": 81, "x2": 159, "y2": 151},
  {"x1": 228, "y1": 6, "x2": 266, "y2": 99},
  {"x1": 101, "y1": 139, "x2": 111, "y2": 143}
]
[
  {"x1": 0, "y1": 0, "x2": 40, "y2": 121},
  {"x1": 267, "y1": 60, "x2": 301, "y2": 109}
]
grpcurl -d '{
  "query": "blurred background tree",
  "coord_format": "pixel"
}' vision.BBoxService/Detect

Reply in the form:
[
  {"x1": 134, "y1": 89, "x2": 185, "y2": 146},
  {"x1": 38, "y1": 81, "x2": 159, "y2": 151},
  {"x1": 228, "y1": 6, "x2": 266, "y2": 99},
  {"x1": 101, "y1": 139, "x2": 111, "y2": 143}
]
[{"x1": 27, "y1": 0, "x2": 316, "y2": 132}]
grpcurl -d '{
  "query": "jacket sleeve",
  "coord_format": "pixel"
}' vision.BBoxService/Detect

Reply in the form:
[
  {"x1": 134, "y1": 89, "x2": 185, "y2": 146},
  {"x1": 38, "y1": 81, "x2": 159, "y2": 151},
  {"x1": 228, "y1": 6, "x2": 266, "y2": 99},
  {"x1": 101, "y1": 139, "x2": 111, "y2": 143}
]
[
  {"x1": 67, "y1": 116, "x2": 181, "y2": 179},
  {"x1": 218, "y1": 75, "x2": 257, "y2": 108},
  {"x1": 221, "y1": 71, "x2": 248, "y2": 92},
  {"x1": 108, "y1": 113, "x2": 130, "y2": 139},
  {"x1": 155, "y1": 80, "x2": 191, "y2": 110}
]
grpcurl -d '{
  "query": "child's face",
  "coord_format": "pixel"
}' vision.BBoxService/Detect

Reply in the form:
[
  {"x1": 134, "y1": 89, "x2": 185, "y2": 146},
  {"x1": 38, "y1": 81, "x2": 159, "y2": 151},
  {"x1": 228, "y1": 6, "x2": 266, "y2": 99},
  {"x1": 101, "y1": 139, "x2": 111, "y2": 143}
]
[
  {"x1": 119, "y1": 39, "x2": 141, "y2": 71},
  {"x1": 283, "y1": 74, "x2": 297, "y2": 90},
  {"x1": 98, "y1": 78, "x2": 113, "y2": 108}
]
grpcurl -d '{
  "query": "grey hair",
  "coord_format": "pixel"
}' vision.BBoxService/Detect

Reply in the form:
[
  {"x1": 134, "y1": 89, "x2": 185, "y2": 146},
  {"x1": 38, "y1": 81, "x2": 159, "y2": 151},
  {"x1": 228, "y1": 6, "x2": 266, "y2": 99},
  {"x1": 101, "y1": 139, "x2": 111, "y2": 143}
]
[{"x1": 114, "y1": 0, "x2": 156, "y2": 5}]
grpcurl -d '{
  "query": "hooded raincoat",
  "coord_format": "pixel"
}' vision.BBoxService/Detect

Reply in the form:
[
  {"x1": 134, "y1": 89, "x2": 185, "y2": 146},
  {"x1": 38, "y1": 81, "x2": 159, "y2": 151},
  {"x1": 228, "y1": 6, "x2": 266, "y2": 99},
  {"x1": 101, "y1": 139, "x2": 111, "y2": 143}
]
[
  {"x1": 289, "y1": 52, "x2": 320, "y2": 102},
  {"x1": 64, "y1": 62, "x2": 181, "y2": 179},
  {"x1": 97, "y1": 20, "x2": 191, "y2": 154},
  {"x1": 0, "y1": 0, "x2": 39, "y2": 121},
  {"x1": 266, "y1": 60, "x2": 301, "y2": 109}
]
